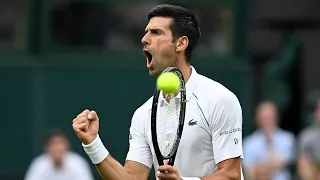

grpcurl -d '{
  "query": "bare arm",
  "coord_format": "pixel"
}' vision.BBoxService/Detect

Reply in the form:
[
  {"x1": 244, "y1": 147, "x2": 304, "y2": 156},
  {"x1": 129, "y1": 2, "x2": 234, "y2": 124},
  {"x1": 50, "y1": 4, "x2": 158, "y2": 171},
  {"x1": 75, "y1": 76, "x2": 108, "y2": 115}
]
[
  {"x1": 297, "y1": 130, "x2": 317, "y2": 180},
  {"x1": 95, "y1": 157, "x2": 150, "y2": 180},
  {"x1": 244, "y1": 165, "x2": 256, "y2": 180},
  {"x1": 201, "y1": 157, "x2": 242, "y2": 180},
  {"x1": 297, "y1": 154, "x2": 316, "y2": 180},
  {"x1": 73, "y1": 109, "x2": 152, "y2": 180}
]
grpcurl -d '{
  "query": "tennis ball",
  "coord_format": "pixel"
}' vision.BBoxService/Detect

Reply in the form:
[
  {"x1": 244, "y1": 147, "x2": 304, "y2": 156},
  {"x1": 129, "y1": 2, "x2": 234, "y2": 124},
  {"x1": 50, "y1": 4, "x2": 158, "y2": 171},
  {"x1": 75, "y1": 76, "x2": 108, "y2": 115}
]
[{"x1": 157, "y1": 72, "x2": 180, "y2": 93}]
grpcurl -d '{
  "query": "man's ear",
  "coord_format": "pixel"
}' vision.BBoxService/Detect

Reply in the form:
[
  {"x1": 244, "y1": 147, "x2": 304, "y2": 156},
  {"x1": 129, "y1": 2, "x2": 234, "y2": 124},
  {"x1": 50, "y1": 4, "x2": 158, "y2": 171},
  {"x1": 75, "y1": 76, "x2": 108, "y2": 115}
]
[{"x1": 175, "y1": 36, "x2": 189, "y2": 52}]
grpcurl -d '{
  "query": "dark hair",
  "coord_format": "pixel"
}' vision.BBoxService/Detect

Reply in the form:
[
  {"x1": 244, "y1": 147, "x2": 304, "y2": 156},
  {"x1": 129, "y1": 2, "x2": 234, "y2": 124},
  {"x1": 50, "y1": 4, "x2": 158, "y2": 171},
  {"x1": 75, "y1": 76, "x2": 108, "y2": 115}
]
[
  {"x1": 44, "y1": 128, "x2": 68, "y2": 146},
  {"x1": 148, "y1": 4, "x2": 201, "y2": 62},
  {"x1": 306, "y1": 90, "x2": 320, "y2": 113}
]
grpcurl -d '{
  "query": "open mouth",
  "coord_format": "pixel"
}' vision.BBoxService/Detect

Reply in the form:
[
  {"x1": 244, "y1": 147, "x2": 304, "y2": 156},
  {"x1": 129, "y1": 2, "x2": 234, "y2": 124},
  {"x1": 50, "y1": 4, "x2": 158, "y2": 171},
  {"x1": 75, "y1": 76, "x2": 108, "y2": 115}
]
[{"x1": 144, "y1": 50, "x2": 153, "y2": 64}]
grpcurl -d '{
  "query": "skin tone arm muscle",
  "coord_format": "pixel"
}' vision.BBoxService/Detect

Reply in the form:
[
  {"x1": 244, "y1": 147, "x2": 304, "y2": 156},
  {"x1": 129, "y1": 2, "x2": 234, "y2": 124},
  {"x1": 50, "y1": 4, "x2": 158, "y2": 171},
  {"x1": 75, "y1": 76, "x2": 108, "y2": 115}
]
[{"x1": 95, "y1": 156, "x2": 150, "y2": 180}]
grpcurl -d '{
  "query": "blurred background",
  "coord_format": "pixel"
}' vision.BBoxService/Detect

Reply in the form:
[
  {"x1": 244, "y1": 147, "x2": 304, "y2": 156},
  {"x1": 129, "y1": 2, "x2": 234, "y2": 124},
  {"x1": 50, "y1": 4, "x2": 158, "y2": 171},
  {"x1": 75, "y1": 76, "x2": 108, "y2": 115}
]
[{"x1": 1, "y1": 0, "x2": 320, "y2": 179}]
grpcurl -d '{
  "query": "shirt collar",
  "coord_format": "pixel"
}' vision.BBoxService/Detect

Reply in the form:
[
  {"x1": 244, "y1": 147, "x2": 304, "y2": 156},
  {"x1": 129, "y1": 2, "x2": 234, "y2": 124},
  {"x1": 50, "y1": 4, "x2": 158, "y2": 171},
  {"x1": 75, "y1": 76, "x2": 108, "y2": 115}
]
[
  {"x1": 186, "y1": 66, "x2": 197, "y2": 101},
  {"x1": 159, "y1": 66, "x2": 198, "y2": 103},
  {"x1": 159, "y1": 66, "x2": 198, "y2": 104}
]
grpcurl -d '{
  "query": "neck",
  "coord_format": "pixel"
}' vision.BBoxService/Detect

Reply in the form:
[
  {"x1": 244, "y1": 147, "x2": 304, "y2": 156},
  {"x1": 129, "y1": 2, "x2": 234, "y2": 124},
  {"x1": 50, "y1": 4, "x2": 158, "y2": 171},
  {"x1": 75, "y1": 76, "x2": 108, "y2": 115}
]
[
  {"x1": 54, "y1": 159, "x2": 63, "y2": 169},
  {"x1": 176, "y1": 62, "x2": 192, "y2": 83},
  {"x1": 262, "y1": 126, "x2": 277, "y2": 135}
]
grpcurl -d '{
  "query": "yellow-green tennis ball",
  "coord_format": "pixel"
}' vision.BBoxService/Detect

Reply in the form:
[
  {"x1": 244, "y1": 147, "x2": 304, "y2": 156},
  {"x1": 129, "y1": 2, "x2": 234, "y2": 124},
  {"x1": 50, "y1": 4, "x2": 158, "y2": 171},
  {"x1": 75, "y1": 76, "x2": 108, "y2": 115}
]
[{"x1": 157, "y1": 72, "x2": 180, "y2": 93}]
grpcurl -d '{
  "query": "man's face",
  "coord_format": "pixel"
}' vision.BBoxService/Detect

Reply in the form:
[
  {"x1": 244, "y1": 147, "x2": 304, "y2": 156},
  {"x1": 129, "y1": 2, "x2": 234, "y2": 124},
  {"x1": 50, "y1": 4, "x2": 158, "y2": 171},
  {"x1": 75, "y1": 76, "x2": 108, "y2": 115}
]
[
  {"x1": 256, "y1": 103, "x2": 278, "y2": 131},
  {"x1": 141, "y1": 17, "x2": 177, "y2": 76},
  {"x1": 46, "y1": 136, "x2": 68, "y2": 165}
]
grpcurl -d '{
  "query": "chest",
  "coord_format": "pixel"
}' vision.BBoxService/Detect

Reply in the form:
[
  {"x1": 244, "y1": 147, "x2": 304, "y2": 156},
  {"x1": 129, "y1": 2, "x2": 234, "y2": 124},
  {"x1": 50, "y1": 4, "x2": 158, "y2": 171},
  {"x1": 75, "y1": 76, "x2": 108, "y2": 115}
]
[
  {"x1": 252, "y1": 133, "x2": 291, "y2": 157},
  {"x1": 305, "y1": 134, "x2": 320, "y2": 162},
  {"x1": 145, "y1": 101, "x2": 213, "y2": 155},
  {"x1": 40, "y1": 165, "x2": 76, "y2": 180}
]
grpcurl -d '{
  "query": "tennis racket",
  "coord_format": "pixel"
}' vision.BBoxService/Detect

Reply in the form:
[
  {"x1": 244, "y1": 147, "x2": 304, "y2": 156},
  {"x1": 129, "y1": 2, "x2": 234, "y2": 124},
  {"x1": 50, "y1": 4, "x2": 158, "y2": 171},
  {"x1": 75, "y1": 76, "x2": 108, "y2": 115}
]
[{"x1": 151, "y1": 67, "x2": 186, "y2": 167}]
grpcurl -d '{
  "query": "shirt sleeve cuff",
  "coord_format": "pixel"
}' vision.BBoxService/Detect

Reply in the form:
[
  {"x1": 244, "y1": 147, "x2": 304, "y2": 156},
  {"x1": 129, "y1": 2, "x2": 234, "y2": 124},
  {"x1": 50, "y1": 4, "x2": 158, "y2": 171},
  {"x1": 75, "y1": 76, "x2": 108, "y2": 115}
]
[
  {"x1": 214, "y1": 150, "x2": 243, "y2": 164},
  {"x1": 126, "y1": 155, "x2": 152, "y2": 168}
]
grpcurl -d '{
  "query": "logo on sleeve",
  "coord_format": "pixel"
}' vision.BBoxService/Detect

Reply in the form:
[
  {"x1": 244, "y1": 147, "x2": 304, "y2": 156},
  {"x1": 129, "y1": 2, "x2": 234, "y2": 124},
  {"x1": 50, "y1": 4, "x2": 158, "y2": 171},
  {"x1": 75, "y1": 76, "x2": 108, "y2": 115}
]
[
  {"x1": 219, "y1": 128, "x2": 242, "y2": 136},
  {"x1": 234, "y1": 138, "x2": 239, "y2": 144}
]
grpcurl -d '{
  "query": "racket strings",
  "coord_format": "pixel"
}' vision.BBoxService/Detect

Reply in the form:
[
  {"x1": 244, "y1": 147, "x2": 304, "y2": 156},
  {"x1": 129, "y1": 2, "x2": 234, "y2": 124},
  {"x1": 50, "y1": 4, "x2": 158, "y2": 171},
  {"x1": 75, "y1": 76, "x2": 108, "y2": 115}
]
[{"x1": 157, "y1": 97, "x2": 180, "y2": 156}]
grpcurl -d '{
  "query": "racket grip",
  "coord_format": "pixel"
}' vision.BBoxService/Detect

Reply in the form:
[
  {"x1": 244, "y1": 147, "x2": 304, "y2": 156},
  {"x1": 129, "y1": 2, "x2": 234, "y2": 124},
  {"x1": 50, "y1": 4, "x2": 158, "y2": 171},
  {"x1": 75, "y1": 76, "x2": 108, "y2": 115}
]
[{"x1": 168, "y1": 158, "x2": 175, "y2": 166}]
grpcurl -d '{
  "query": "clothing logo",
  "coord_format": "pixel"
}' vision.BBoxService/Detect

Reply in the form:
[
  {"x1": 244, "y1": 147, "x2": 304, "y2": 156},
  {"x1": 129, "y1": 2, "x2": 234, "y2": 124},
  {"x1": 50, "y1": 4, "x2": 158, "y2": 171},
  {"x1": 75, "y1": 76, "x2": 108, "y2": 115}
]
[
  {"x1": 129, "y1": 133, "x2": 133, "y2": 140},
  {"x1": 234, "y1": 138, "x2": 239, "y2": 144},
  {"x1": 188, "y1": 119, "x2": 197, "y2": 126},
  {"x1": 219, "y1": 128, "x2": 242, "y2": 136}
]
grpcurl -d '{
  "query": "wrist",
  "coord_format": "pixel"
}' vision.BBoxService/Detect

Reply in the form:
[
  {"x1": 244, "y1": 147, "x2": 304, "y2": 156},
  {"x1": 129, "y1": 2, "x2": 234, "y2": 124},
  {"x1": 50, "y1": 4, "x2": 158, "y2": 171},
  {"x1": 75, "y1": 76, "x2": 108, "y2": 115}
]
[
  {"x1": 82, "y1": 135, "x2": 97, "y2": 145},
  {"x1": 82, "y1": 135, "x2": 109, "y2": 164}
]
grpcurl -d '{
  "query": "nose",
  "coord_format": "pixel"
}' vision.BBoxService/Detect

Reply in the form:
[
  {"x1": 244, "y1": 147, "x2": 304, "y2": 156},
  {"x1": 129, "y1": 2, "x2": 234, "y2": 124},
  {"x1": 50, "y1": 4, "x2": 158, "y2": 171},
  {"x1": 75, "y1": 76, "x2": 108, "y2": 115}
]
[{"x1": 141, "y1": 33, "x2": 150, "y2": 46}]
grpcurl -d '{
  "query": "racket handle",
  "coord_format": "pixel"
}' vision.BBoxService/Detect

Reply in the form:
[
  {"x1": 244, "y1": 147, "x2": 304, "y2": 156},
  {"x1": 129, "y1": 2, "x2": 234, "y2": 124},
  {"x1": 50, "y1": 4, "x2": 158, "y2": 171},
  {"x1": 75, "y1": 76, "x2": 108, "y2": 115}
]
[{"x1": 168, "y1": 156, "x2": 175, "y2": 166}]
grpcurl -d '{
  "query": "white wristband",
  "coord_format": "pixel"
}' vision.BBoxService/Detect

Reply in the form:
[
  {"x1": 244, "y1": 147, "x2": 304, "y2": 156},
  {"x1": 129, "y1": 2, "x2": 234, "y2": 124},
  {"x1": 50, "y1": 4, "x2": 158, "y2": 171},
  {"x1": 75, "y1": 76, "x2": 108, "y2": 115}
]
[
  {"x1": 82, "y1": 135, "x2": 109, "y2": 164},
  {"x1": 181, "y1": 177, "x2": 201, "y2": 180}
]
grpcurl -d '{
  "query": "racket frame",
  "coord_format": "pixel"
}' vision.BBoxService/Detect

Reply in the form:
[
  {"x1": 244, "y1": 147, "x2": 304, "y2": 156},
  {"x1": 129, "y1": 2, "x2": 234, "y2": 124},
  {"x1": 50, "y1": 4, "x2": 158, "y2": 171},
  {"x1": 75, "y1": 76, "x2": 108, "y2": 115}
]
[{"x1": 151, "y1": 67, "x2": 186, "y2": 166}]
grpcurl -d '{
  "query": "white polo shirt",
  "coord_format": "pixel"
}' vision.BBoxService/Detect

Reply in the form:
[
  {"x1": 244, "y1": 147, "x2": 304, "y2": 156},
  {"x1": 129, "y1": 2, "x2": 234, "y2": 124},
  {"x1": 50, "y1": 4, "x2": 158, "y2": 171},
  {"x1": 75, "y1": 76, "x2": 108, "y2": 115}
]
[
  {"x1": 126, "y1": 66, "x2": 244, "y2": 179},
  {"x1": 25, "y1": 152, "x2": 94, "y2": 180}
]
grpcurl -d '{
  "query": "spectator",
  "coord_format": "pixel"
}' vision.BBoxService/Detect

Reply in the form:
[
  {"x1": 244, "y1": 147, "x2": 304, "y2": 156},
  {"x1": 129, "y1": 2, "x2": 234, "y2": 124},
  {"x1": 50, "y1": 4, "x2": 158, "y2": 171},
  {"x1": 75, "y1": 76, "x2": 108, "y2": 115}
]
[
  {"x1": 297, "y1": 95, "x2": 320, "y2": 180},
  {"x1": 24, "y1": 128, "x2": 94, "y2": 180},
  {"x1": 254, "y1": 163, "x2": 272, "y2": 180},
  {"x1": 243, "y1": 101, "x2": 295, "y2": 180}
]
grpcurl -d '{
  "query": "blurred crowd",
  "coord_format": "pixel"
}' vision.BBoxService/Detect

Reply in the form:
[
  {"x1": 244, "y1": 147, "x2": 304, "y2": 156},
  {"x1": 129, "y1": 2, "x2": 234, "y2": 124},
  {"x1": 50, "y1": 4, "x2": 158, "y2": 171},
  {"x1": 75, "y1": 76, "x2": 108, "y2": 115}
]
[
  {"x1": 22, "y1": 93, "x2": 320, "y2": 180},
  {"x1": 4, "y1": 1, "x2": 317, "y2": 180},
  {"x1": 24, "y1": 129, "x2": 94, "y2": 180}
]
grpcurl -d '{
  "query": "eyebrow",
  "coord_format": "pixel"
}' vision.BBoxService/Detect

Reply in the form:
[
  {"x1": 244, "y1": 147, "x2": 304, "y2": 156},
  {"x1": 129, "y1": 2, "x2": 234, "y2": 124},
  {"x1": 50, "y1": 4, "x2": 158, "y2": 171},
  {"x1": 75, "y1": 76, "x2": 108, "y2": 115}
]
[{"x1": 145, "y1": 28, "x2": 164, "y2": 34}]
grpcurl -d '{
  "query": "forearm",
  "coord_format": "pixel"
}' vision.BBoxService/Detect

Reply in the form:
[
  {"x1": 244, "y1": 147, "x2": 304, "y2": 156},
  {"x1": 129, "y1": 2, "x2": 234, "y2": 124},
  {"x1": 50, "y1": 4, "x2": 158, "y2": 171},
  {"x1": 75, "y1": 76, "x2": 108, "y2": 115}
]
[
  {"x1": 244, "y1": 166, "x2": 256, "y2": 180},
  {"x1": 298, "y1": 165, "x2": 315, "y2": 180},
  {"x1": 83, "y1": 135, "x2": 135, "y2": 180},
  {"x1": 298, "y1": 155, "x2": 316, "y2": 180},
  {"x1": 96, "y1": 155, "x2": 135, "y2": 180}
]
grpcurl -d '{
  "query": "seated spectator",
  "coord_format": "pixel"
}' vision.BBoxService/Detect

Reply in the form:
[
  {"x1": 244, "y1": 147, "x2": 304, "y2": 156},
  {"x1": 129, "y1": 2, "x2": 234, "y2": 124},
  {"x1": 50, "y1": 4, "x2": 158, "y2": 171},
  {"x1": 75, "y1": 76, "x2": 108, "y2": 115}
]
[
  {"x1": 24, "y1": 128, "x2": 94, "y2": 180},
  {"x1": 298, "y1": 96, "x2": 320, "y2": 180},
  {"x1": 243, "y1": 101, "x2": 296, "y2": 180}
]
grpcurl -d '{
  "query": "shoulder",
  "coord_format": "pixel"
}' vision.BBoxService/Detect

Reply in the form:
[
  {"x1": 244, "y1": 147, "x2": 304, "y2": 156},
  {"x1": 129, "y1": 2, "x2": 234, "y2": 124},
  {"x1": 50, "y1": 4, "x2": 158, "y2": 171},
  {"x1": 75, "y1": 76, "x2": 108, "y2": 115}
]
[
  {"x1": 129, "y1": 96, "x2": 153, "y2": 130},
  {"x1": 27, "y1": 154, "x2": 50, "y2": 170},
  {"x1": 67, "y1": 152, "x2": 88, "y2": 163},
  {"x1": 132, "y1": 96, "x2": 153, "y2": 120},
  {"x1": 243, "y1": 131, "x2": 261, "y2": 146},
  {"x1": 298, "y1": 126, "x2": 316, "y2": 142},
  {"x1": 65, "y1": 152, "x2": 91, "y2": 170},
  {"x1": 30, "y1": 154, "x2": 50, "y2": 165},
  {"x1": 193, "y1": 73, "x2": 242, "y2": 127},
  {"x1": 195, "y1": 73, "x2": 240, "y2": 109},
  {"x1": 277, "y1": 128, "x2": 295, "y2": 140}
]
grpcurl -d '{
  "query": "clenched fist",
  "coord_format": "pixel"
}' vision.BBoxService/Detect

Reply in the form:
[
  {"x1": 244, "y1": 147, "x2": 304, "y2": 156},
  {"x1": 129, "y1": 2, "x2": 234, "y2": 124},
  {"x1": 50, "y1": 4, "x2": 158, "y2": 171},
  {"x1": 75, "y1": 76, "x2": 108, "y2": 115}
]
[{"x1": 72, "y1": 109, "x2": 99, "y2": 145}]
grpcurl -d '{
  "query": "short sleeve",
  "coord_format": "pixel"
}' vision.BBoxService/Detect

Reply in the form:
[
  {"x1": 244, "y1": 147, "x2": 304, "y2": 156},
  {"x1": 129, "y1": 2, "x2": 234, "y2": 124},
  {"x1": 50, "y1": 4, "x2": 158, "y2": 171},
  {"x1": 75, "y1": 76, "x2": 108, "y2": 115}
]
[
  {"x1": 298, "y1": 130, "x2": 312, "y2": 155},
  {"x1": 24, "y1": 156, "x2": 47, "y2": 180},
  {"x1": 126, "y1": 109, "x2": 153, "y2": 168},
  {"x1": 210, "y1": 94, "x2": 243, "y2": 164}
]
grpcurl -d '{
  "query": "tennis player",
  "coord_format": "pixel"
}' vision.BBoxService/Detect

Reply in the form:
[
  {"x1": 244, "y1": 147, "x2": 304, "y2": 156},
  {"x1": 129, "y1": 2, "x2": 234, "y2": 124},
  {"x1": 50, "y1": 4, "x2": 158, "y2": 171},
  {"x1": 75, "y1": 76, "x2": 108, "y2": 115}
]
[{"x1": 72, "y1": 4, "x2": 244, "y2": 180}]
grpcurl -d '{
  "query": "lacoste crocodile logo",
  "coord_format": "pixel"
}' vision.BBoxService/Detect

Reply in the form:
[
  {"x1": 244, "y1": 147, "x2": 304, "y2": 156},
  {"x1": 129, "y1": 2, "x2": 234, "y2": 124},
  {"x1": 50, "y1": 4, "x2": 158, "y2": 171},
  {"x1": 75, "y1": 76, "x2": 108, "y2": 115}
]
[{"x1": 188, "y1": 119, "x2": 197, "y2": 126}]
